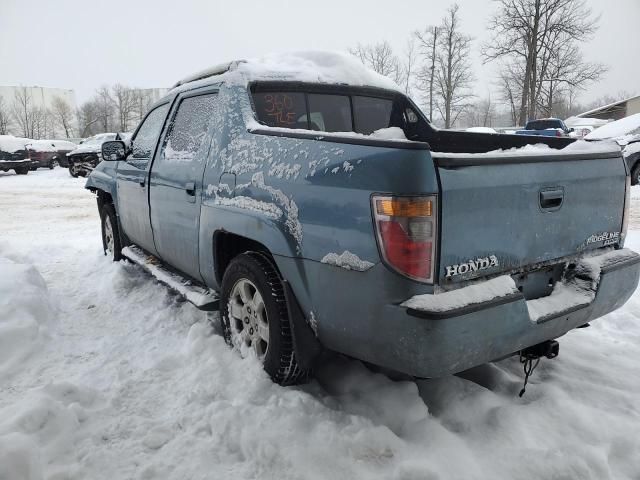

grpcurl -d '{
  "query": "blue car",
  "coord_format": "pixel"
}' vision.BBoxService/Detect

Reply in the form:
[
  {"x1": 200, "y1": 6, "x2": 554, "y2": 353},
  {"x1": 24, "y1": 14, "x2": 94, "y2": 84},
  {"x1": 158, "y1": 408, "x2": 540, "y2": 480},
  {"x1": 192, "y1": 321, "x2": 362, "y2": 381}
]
[{"x1": 86, "y1": 52, "x2": 639, "y2": 386}]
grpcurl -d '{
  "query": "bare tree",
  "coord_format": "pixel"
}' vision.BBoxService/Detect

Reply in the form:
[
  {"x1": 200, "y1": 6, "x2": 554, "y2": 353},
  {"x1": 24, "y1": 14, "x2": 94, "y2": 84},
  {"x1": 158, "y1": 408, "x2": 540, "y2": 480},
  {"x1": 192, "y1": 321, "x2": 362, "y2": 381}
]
[
  {"x1": 414, "y1": 26, "x2": 439, "y2": 121},
  {"x1": 401, "y1": 38, "x2": 417, "y2": 96},
  {"x1": 111, "y1": 84, "x2": 137, "y2": 131},
  {"x1": 433, "y1": 4, "x2": 474, "y2": 128},
  {"x1": 536, "y1": 42, "x2": 606, "y2": 116},
  {"x1": 483, "y1": 0, "x2": 602, "y2": 125},
  {"x1": 0, "y1": 96, "x2": 10, "y2": 135},
  {"x1": 11, "y1": 87, "x2": 35, "y2": 138},
  {"x1": 95, "y1": 86, "x2": 114, "y2": 132},
  {"x1": 349, "y1": 41, "x2": 405, "y2": 85},
  {"x1": 51, "y1": 96, "x2": 75, "y2": 138},
  {"x1": 132, "y1": 89, "x2": 154, "y2": 126}
]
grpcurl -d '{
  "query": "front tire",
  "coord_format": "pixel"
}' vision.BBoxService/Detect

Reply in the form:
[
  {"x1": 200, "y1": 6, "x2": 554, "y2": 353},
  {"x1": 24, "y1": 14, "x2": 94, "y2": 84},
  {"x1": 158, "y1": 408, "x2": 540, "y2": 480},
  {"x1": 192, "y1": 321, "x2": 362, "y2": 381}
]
[
  {"x1": 14, "y1": 167, "x2": 29, "y2": 175},
  {"x1": 100, "y1": 203, "x2": 123, "y2": 261},
  {"x1": 220, "y1": 252, "x2": 309, "y2": 385}
]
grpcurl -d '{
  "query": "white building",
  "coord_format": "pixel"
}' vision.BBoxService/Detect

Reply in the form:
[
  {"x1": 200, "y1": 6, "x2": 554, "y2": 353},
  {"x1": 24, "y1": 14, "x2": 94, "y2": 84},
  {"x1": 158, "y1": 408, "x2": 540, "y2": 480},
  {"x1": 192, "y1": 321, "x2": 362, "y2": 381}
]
[{"x1": 0, "y1": 85, "x2": 77, "y2": 112}]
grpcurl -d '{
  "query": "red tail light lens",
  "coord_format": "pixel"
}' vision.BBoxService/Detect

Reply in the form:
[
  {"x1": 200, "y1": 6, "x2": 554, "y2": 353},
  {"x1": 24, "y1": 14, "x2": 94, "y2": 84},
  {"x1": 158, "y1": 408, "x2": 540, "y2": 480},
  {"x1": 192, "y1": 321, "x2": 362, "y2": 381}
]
[{"x1": 372, "y1": 195, "x2": 437, "y2": 283}]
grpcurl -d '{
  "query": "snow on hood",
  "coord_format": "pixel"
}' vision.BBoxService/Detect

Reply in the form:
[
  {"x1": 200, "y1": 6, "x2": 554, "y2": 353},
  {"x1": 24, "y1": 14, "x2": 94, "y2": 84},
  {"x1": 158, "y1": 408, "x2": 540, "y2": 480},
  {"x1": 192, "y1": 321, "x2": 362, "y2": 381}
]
[
  {"x1": 68, "y1": 133, "x2": 116, "y2": 155},
  {"x1": 0, "y1": 135, "x2": 29, "y2": 153},
  {"x1": 171, "y1": 50, "x2": 401, "y2": 94},
  {"x1": 585, "y1": 113, "x2": 640, "y2": 140}
]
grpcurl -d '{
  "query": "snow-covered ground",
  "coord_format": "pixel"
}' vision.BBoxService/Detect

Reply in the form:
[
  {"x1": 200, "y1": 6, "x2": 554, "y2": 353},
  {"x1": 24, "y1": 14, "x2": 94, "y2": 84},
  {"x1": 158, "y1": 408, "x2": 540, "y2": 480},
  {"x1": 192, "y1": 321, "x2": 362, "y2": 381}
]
[{"x1": 1, "y1": 168, "x2": 640, "y2": 480}]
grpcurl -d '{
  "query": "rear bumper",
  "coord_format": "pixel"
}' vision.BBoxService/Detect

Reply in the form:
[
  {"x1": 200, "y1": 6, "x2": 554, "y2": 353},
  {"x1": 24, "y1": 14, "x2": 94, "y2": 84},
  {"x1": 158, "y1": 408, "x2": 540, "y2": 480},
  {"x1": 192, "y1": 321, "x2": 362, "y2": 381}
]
[{"x1": 380, "y1": 249, "x2": 640, "y2": 377}]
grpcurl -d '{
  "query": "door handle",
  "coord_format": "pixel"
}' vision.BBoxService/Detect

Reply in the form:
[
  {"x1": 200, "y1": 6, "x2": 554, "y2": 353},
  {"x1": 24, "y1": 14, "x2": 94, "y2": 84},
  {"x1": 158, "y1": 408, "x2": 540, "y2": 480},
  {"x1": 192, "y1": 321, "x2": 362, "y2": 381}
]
[
  {"x1": 539, "y1": 188, "x2": 564, "y2": 210},
  {"x1": 139, "y1": 179, "x2": 145, "y2": 187},
  {"x1": 185, "y1": 182, "x2": 196, "y2": 196}
]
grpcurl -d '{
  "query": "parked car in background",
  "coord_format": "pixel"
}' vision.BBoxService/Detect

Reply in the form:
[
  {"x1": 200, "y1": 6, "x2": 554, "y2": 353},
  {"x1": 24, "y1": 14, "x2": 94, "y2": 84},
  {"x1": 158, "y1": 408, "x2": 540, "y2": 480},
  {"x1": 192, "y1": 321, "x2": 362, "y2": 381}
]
[
  {"x1": 85, "y1": 53, "x2": 637, "y2": 387},
  {"x1": 52, "y1": 140, "x2": 77, "y2": 167},
  {"x1": 516, "y1": 118, "x2": 573, "y2": 137},
  {"x1": 586, "y1": 113, "x2": 640, "y2": 185},
  {"x1": 0, "y1": 135, "x2": 31, "y2": 175},
  {"x1": 67, "y1": 133, "x2": 117, "y2": 177},
  {"x1": 26, "y1": 140, "x2": 61, "y2": 169}
]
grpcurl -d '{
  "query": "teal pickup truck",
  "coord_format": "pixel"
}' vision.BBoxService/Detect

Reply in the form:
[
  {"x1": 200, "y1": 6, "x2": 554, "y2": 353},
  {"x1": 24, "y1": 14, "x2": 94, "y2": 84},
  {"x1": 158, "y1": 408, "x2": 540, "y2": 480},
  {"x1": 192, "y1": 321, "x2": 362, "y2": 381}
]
[{"x1": 85, "y1": 52, "x2": 639, "y2": 386}]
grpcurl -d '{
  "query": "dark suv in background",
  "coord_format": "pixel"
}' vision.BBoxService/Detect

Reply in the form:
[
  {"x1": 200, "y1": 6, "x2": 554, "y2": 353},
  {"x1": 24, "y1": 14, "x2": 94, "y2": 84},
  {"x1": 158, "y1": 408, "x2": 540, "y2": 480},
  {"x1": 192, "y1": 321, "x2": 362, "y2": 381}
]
[
  {"x1": 0, "y1": 135, "x2": 31, "y2": 175},
  {"x1": 67, "y1": 133, "x2": 117, "y2": 177}
]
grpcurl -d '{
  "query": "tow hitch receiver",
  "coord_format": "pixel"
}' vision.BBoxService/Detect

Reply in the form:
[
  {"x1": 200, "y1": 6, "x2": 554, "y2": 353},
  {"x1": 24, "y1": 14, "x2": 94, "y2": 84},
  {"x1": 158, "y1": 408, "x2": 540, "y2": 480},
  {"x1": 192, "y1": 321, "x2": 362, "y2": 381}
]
[{"x1": 518, "y1": 340, "x2": 559, "y2": 397}]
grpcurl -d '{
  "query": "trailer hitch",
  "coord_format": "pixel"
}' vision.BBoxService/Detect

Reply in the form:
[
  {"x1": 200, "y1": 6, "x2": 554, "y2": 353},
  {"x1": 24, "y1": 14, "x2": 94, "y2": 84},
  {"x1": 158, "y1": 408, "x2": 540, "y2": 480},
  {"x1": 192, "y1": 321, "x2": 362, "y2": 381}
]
[{"x1": 518, "y1": 340, "x2": 559, "y2": 397}]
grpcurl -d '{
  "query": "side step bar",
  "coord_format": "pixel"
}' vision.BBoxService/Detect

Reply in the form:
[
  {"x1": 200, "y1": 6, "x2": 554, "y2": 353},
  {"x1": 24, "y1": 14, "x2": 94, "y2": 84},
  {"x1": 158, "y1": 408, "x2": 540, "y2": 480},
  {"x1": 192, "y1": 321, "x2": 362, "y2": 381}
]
[{"x1": 121, "y1": 246, "x2": 219, "y2": 311}]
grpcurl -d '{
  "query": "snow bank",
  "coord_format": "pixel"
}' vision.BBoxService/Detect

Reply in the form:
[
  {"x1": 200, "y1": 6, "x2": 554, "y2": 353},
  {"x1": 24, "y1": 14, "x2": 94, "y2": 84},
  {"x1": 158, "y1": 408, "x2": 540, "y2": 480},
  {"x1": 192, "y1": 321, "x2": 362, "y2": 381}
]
[
  {"x1": 585, "y1": 113, "x2": 640, "y2": 140},
  {"x1": 2, "y1": 165, "x2": 640, "y2": 480},
  {"x1": 402, "y1": 275, "x2": 518, "y2": 312},
  {"x1": 321, "y1": 251, "x2": 374, "y2": 271},
  {"x1": 0, "y1": 257, "x2": 54, "y2": 378}
]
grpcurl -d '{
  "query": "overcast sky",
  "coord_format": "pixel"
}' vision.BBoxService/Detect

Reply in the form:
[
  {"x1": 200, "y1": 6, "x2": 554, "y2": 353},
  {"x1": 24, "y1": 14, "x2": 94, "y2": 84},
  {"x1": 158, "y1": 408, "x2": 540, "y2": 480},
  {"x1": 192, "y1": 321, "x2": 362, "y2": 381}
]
[{"x1": 1, "y1": 0, "x2": 638, "y2": 108}]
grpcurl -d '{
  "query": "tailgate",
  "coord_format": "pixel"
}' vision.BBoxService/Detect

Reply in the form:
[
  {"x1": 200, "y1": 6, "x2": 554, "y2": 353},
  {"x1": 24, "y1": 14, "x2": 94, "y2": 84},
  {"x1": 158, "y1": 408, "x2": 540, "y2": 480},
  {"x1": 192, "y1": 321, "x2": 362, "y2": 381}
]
[{"x1": 435, "y1": 150, "x2": 626, "y2": 284}]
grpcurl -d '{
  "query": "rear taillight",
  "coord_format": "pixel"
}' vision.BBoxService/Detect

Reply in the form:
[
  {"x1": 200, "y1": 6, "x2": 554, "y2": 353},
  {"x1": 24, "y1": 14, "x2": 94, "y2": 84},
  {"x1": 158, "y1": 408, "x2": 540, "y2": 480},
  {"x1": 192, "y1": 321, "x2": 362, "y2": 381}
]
[{"x1": 372, "y1": 195, "x2": 437, "y2": 283}]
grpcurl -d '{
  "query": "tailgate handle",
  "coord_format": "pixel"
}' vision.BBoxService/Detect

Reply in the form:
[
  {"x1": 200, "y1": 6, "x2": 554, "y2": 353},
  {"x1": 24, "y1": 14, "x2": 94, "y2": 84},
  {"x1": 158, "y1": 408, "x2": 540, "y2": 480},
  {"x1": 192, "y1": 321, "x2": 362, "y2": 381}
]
[{"x1": 540, "y1": 188, "x2": 564, "y2": 210}]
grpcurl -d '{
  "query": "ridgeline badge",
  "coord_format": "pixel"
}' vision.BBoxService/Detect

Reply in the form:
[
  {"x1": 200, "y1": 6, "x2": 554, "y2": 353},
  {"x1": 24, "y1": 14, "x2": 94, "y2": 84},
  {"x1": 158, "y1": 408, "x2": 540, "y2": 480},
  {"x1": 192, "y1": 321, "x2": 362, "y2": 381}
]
[{"x1": 446, "y1": 255, "x2": 499, "y2": 278}]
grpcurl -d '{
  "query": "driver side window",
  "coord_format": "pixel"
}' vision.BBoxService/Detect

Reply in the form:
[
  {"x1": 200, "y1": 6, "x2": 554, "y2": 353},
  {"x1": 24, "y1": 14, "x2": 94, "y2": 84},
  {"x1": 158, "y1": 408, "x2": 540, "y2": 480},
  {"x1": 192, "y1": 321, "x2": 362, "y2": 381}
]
[{"x1": 128, "y1": 103, "x2": 170, "y2": 168}]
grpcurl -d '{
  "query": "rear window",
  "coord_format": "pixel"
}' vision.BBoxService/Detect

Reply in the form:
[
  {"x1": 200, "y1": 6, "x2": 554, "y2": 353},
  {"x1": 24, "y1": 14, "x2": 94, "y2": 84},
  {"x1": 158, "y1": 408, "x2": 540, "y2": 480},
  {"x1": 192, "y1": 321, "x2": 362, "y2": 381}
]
[
  {"x1": 526, "y1": 120, "x2": 562, "y2": 130},
  {"x1": 252, "y1": 89, "x2": 397, "y2": 135}
]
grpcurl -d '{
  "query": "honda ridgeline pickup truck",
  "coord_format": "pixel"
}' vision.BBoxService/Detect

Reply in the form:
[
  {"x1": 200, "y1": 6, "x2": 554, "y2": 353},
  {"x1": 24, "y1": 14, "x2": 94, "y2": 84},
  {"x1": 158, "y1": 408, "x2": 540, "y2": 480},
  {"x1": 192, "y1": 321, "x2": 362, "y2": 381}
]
[{"x1": 86, "y1": 52, "x2": 639, "y2": 385}]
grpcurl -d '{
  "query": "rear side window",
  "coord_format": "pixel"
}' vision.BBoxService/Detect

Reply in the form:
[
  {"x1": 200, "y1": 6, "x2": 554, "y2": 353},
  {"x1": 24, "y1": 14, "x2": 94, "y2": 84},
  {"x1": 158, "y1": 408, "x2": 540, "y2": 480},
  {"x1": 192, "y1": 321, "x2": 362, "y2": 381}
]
[
  {"x1": 353, "y1": 96, "x2": 393, "y2": 135},
  {"x1": 307, "y1": 94, "x2": 352, "y2": 132},
  {"x1": 163, "y1": 93, "x2": 218, "y2": 162}
]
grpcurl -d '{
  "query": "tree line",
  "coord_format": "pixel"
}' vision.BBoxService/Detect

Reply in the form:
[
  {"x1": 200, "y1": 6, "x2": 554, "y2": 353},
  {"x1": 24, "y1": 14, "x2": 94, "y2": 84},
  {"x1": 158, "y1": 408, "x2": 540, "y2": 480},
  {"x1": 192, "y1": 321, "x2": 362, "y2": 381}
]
[
  {"x1": 350, "y1": 0, "x2": 610, "y2": 128},
  {"x1": 0, "y1": 85, "x2": 159, "y2": 140}
]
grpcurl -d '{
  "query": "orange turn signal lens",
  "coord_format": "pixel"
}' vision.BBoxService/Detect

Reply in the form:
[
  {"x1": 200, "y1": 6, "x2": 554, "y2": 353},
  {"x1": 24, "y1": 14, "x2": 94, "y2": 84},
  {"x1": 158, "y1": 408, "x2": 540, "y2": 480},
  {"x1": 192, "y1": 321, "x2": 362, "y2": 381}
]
[{"x1": 376, "y1": 198, "x2": 432, "y2": 217}]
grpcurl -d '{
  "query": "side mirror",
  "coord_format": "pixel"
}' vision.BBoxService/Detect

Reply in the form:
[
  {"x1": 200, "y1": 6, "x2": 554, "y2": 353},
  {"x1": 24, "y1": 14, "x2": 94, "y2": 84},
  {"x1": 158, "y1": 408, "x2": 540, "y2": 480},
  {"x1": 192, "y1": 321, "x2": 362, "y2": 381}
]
[
  {"x1": 102, "y1": 140, "x2": 127, "y2": 161},
  {"x1": 568, "y1": 127, "x2": 574, "y2": 133}
]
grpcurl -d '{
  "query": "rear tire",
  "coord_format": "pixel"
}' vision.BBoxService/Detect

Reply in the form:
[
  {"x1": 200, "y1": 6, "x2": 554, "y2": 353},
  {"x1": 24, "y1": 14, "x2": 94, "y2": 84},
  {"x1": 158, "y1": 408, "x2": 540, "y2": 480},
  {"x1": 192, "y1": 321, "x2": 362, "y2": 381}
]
[
  {"x1": 220, "y1": 252, "x2": 309, "y2": 385},
  {"x1": 14, "y1": 167, "x2": 29, "y2": 175},
  {"x1": 69, "y1": 164, "x2": 79, "y2": 178},
  {"x1": 100, "y1": 203, "x2": 123, "y2": 261}
]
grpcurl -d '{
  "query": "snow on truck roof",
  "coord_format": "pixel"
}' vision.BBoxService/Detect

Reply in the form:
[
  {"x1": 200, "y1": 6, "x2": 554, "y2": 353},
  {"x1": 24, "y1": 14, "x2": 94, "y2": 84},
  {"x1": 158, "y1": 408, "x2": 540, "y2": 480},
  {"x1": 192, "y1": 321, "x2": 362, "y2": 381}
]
[{"x1": 170, "y1": 51, "x2": 402, "y2": 94}]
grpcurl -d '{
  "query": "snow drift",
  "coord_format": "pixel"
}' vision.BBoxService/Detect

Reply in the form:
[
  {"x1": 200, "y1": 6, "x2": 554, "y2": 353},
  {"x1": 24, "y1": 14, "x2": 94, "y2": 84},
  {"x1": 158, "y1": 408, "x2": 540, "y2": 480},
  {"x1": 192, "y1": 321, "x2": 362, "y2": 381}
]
[{"x1": 0, "y1": 256, "x2": 54, "y2": 378}]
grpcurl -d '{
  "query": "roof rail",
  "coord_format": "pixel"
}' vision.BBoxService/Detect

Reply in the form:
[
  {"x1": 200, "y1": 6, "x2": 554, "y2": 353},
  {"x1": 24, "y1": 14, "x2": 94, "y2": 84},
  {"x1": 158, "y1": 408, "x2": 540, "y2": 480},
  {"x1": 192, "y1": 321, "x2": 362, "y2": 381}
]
[{"x1": 171, "y1": 60, "x2": 245, "y2": 89}]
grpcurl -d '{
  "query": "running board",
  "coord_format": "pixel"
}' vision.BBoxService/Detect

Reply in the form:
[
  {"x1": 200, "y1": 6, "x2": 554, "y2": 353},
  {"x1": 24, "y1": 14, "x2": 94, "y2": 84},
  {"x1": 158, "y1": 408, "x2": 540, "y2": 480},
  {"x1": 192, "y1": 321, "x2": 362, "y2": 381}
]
[{"x1": 121, "y1": 246, "x2": 219, "y2": 311}]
